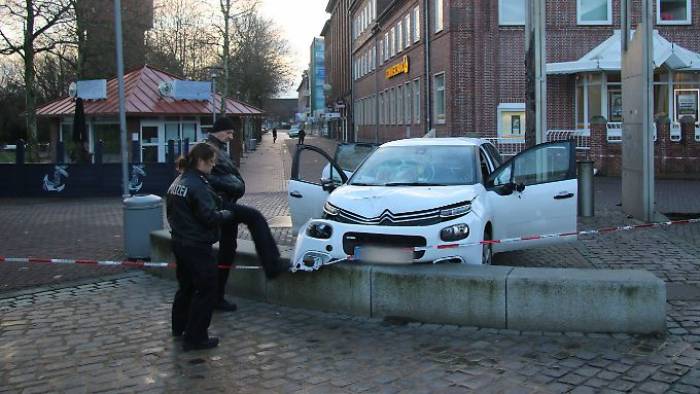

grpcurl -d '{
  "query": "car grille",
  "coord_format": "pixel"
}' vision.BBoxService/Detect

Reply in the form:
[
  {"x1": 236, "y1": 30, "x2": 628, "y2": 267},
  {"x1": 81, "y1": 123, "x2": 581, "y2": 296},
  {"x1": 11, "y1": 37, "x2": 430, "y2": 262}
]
[
  {"x1": 329, "y1": 206, "x2": 444, "y2": 226},
  {"x1": 342, "y1": 232, "x2": 426, "y2": 259}
]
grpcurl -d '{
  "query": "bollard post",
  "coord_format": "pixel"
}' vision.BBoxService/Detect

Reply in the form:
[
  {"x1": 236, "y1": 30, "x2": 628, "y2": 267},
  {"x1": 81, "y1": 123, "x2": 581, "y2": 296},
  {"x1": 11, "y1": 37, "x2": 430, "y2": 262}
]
[
  {"x1": 577, "y1": 161, "x2": 594, "y2": 217},
  {"x1": 94, "y1": 140, "x2": 103, "y2": 165},
  {"x1": 16, "y1": 139, "x2": 25, "y2": 165},
  {"x1": 184, "y1": 138, "x2": 190, "y2": 155},
  {"x1": 167, "y1": 140, "x2": 175, "y2": 164},
  {"x1": 56, "y1": 141, "x2": 65, "y2": 164}
]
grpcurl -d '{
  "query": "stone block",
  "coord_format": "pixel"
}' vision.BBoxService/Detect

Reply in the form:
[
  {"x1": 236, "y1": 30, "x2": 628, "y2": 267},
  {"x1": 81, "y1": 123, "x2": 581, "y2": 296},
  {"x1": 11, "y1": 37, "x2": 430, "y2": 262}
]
[
  {"x1": 266, "y1": 263, "x2": 372, "y2": 316},
  {"x1": 370, "y1": 264, "x2": 511, "y2": 328},
  {"x1": 506, "y1": 268, "x2": 666, "y2": 334}
]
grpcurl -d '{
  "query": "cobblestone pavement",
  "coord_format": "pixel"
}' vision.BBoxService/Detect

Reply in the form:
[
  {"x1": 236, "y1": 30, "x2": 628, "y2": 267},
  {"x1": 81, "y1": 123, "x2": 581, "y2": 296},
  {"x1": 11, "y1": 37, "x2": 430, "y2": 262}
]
[
  {"x1": 2, "y1": 132, "x2": 700, "y2": 392},
  {"x1": 0, "y1": 273, "x2": 699, "y2": 393}
]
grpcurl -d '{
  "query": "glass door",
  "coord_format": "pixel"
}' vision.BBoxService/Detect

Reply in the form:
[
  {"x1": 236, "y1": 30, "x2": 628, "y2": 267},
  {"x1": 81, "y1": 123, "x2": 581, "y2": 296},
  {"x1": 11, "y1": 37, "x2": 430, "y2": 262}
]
[{"x1": 140, "y1": 122, "x2": 163, "y2": 163}]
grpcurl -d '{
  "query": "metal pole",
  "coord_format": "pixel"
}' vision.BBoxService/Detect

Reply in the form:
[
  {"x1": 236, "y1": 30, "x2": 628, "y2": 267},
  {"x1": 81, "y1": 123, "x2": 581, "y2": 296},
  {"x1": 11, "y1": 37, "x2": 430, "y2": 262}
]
[
  {"x1": 114, "y1": 0, "x2": 128, "y2": 198},
  {"x1": 212, "y1": 76, "x2": 217, "y2": 123},
  {"x1": 577, "y1": 161, "x2": 594, "y2": 217},
  {"x1": 641, "y1": 0, "x2": 655, "y2": 222}
]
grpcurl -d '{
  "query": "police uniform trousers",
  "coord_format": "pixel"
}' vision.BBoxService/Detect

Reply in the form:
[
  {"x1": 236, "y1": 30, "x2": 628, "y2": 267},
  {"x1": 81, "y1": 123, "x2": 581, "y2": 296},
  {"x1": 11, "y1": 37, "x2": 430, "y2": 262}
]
[
  {"x1": 218, "y1": 203, "x2": 281, "y2": 298},
  {"x1": 172, "y1": 242, "x2": 218, "y2": 343}
]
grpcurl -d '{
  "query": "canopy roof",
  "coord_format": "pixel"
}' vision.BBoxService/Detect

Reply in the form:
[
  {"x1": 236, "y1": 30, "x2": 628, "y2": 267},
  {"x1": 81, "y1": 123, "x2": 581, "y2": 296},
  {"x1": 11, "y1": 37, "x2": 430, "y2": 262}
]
[
  {"x1": 36, "y1": 65, "x2": 264, "y2": 118},
  {"x1": 547, "y1": 30, "x2": 700, "y2": 75}
]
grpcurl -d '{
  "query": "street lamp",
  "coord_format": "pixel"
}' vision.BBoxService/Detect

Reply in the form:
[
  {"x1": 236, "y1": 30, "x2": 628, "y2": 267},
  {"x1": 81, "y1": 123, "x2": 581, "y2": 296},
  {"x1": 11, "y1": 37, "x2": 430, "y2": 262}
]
[{"x1": 206, "y1": 66, "x2": 223, "y2": 124}]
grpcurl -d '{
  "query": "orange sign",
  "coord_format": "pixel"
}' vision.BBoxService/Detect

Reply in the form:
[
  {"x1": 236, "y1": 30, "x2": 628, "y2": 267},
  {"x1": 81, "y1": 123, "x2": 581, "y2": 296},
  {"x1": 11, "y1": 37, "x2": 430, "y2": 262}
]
[{"x1": 385, "y1": 55, "x2": 409, "y2": 79}]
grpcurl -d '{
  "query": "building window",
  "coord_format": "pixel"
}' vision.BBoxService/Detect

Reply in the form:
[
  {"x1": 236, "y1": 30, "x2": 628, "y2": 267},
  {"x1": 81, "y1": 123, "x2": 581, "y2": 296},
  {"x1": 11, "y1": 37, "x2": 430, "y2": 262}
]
[
  {"x1": 397, "y1": 85, "x2": 404, "y2": 125},
  {"x1": 413, "y1": 78, "x2": 421, "y2": 124},
  {"x1": 433, "y1": 73, "x2": 446, "y2": 124},
  {"x1": 384, "y1": 90, "x2": 390, "y2": 125},
  {"x1": 405, "y1": 82, "x2": 412, "y2": 124},
  {"x1": 499, "y1": 0, "x2": 525, "y2": 25},
  {"x1": 379, "y1": 93, "x2": 384, "y2": 125},
  {"x1": 396, "y1": 22, "x2": 402, "y2": 54},
  {"x1": 390, "y1": 27, "x2": 395, "y2": 57},
  {"x1": 413, "y1": 6, "x2": 421, "y2": 42},
  {"x1": 497, "y1": 103, "x2": 526, "y2": 138},
  {"x1": 435, "y1": 0, "x2": 444, "y2": 32},
  {"x1": 657, "y1": 0, "x2": 692, "y2": 24},
  {"x1": 577, "y1": 0, "x2": 612, "y2": 25},
  {"x1": 404, "y1": 15, "x2": 410, "y2": 49},
  {"x1": 383, "y1": 34, "x2": 389, "y2": 61}
]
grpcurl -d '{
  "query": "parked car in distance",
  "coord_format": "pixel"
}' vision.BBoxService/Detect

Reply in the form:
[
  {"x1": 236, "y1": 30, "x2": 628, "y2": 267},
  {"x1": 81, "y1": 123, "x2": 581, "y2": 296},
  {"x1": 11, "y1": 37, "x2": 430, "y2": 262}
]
[
  {"x1": 288, "y1": 126, "x2": 301, "y2": 138},
  {"x1": 287, "y1": 138, "x2": 577, "y2": 271}
]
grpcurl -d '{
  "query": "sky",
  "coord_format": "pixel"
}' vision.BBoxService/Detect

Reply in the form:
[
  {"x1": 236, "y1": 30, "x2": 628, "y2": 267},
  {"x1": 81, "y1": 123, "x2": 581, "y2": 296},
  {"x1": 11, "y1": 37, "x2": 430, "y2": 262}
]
[{"x1": 258, "y1": 0, "x2": 329, "y2": 98}]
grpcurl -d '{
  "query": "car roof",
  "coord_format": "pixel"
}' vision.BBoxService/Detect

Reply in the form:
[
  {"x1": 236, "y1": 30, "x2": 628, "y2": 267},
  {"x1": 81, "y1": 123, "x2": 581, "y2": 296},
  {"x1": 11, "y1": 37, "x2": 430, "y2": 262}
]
[{"x1": 380, "y1": 137, "x2": 485, "y2": 148}]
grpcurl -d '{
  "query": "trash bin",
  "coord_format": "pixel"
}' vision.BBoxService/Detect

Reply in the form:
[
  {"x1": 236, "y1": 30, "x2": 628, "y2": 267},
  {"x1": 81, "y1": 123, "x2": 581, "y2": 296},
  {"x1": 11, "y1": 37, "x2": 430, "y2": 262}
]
[
  {"x1": 248, "y1": 138, "x2": 257, "y2": 151},
  {"x1": 123, "y1": 194, "x2": 164, "y2": 260}
]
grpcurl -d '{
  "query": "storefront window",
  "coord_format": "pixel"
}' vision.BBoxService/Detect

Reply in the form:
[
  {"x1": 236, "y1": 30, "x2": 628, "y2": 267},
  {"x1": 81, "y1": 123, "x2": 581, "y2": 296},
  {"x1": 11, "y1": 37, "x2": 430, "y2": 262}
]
[
  {"x1": 499, "y1": 0, "x2": 525, "y2": 25},
  {"x1": 657, "y1": 0, "x2": 691, "y2": 24},
  {"x1": 182, "y1": 123, "x2": 197, "y2": 142},
  {"x1": 577, "y1": 0, "x2": 612, "y2": 25},
  {"x1": 397, "y1": 85, "x2": 404, "y2": 125},
  {"x1": 413, "y1": 79, "x2": 421, "y2": 124}
]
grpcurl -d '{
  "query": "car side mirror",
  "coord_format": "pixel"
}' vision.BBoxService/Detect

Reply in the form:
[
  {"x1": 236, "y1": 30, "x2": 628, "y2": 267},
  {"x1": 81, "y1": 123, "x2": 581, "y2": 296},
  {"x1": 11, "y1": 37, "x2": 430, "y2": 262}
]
[{"x1": 321, "y1": 178, "x2": 336, "y2": 192}]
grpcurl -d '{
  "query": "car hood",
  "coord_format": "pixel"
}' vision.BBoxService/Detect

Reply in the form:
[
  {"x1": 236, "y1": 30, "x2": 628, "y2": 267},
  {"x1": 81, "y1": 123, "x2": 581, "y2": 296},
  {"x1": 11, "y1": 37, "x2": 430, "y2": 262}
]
[{"x1": 327, "y1": 185, "x2": 478, "y2": 218}]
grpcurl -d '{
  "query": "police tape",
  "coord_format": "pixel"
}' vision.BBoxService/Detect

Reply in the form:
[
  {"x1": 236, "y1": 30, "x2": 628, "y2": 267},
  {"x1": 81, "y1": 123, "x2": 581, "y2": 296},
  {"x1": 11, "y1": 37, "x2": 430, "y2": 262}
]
[
  {"x1": 414, "y1": 217, "x2": 700, "y2": 252},
  {"x1": 1, "y1": 217, "x2": 699, "y2": 270},
  {"x1": 0, "y1": 257, "x2": 261, "y2": 270}
]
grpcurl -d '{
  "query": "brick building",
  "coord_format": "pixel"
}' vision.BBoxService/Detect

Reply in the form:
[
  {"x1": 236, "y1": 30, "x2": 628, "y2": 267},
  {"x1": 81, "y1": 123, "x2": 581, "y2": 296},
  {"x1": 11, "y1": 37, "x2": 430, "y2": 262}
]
[
  {"x1": 346, "y1": 0, "x2": 700, "y2": 175},
  {"x1": 322, "y1": 0, "x2": 354, "y2": 141}
]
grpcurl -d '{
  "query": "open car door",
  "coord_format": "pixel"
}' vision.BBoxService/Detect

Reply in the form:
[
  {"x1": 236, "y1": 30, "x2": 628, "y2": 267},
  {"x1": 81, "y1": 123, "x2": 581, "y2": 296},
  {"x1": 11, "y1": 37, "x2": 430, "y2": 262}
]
[
  {"x1": 288, "y1": 145, "x2": 348, "y2": 235},
  {"x1": 486, "y1": 141, "x2": 577, "y2": 252}
]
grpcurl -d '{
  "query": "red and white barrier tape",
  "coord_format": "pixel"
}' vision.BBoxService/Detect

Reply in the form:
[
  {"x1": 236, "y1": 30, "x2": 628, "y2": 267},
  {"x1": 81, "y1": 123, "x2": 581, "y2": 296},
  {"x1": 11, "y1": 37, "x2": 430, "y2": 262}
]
[
  {"x1": 0, "y1": 257, "x2": 261, "y2": 270},
  {"x1": 2, "y1": 218, "x2": 698, "y2": 269},
  {"x1": 414, "y1": 217, "x2": 700, "y2": 252}
]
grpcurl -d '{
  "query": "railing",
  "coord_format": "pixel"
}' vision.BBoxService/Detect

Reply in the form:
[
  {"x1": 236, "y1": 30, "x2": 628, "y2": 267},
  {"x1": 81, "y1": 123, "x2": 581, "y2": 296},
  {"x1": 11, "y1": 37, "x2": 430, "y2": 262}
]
[
  {"x1": 546, "y1": 129, "x2": 591, "y2": 151},
  {"x1": 483, "y1": 138, "x2": 525, "y2": 158}
]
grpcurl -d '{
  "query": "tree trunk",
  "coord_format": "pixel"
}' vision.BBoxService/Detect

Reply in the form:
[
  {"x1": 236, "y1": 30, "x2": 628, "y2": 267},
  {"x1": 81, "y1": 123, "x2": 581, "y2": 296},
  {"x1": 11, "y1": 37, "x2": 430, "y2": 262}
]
[{"x1": 24, "y1": 0, "x2": 39, "y2": 160}]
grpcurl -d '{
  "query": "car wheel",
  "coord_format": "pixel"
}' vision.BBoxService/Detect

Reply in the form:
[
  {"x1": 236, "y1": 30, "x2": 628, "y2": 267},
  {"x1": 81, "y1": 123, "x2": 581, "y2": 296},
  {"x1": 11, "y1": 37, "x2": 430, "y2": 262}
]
[{"x1": 482, "y1": 229, "x2": 493, "y2": 265}]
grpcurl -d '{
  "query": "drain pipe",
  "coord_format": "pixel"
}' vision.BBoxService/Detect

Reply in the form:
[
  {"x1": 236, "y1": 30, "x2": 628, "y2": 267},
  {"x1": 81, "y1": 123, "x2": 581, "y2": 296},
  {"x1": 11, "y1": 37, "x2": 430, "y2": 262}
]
[{"x1": 423, "y1": 0, "x2": 432, "y2": 134}]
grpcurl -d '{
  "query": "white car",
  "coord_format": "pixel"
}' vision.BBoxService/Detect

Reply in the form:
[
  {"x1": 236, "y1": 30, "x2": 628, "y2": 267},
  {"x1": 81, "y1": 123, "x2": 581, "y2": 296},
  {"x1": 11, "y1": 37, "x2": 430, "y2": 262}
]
[{"x1": 287, "y1": 138, "x2": 577, "y2": 271}]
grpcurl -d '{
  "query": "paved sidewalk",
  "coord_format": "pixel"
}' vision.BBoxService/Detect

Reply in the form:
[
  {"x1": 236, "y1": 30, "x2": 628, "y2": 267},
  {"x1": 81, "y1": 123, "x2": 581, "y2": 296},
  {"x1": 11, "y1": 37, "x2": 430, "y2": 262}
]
[{"x1": 1, "y1": 272, "x2": 699, "y2": 394}]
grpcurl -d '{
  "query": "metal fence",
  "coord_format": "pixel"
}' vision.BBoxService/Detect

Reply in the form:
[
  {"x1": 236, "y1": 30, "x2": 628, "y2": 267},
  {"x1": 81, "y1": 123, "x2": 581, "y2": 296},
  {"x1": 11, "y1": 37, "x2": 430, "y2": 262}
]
[{"x1": 484, "y1": 130, "x2": 591, "y2": 159}]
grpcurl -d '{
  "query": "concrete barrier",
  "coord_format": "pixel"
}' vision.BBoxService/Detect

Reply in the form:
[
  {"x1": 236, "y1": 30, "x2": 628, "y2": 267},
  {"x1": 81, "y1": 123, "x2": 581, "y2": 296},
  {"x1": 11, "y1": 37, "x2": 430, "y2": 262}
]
[{"x1": 150, "y1": 230, "x2": 666, "y2": 334}]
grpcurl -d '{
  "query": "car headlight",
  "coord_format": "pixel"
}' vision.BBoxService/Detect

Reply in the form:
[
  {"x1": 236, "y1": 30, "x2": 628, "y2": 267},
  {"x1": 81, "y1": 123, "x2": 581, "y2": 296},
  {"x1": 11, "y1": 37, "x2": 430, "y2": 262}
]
[
  {"x1": 323, "y1": 201, "x2": 339, "y2": 216},
  {"x1": 440, "y1": 223, "x2": 470, "y2": 241},
  {"x1": 306, "y1": 221, "x2": 333, "y2": 239},
  {"x1": 439, "y1": 202, "x2": 471, "y2": 218}
]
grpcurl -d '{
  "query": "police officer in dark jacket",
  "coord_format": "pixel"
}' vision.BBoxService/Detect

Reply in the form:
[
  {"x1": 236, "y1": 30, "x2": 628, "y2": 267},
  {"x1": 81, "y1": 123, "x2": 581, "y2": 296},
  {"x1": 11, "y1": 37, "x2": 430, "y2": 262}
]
[
  {"x1": 167, "y1": 142, "x2": 233, "y2": 351},
  {"x1": 207, "y1": 117, "x2": 287, "y2": 312}
]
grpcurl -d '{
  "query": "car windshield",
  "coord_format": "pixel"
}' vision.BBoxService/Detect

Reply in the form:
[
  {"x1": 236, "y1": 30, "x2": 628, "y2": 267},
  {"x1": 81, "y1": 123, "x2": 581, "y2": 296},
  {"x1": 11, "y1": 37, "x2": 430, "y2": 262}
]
[
  {"x1": 348, "y1": 145, "x2": 478, "y2": 186},
  {"x1": 334, "y1": 144, "x2": 378, "y2": 172}
]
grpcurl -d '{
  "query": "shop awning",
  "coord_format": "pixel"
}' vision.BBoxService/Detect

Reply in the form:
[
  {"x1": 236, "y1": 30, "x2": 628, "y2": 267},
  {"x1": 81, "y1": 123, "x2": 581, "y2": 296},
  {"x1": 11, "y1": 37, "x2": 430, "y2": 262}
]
[{"x1": 547, "y1": 30, "x2": 700, "y2": 75}]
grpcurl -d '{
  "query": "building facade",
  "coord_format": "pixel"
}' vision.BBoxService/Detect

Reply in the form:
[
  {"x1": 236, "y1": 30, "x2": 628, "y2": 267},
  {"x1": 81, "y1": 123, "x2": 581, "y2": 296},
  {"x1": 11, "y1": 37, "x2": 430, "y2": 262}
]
[
  {"x1": 346, "y1": 0, "x2": 700, "y2": 173},
  {"x1": 309, "y1": 38, "x2": 327, "y2": 123},
  {"x1": 296, "y1": 71, "x2": 310, "y2": 123},
  {"x1": 323, "y1": 0, "x2": 354, "y2": 141}
]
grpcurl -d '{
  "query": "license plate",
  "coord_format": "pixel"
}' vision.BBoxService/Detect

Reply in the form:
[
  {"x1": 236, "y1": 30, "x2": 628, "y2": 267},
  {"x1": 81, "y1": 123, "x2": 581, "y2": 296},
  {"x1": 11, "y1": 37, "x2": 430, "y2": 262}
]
[{"x1": 354, "y1": 246, "x2": 413, "y2": 264}]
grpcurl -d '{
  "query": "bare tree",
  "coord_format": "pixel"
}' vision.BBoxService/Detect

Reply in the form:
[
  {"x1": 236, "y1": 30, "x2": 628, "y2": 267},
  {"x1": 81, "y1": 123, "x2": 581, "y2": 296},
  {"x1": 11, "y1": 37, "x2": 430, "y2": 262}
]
[
  {"x1": 0, "y1": 0, "x2": 74, "y2": 147},
  {"x1": 228, "y1": 8, "x2": 292, "y2": 107},
  {"x1": 146, "y1": 0, "x2": 219, "y2": 79}
]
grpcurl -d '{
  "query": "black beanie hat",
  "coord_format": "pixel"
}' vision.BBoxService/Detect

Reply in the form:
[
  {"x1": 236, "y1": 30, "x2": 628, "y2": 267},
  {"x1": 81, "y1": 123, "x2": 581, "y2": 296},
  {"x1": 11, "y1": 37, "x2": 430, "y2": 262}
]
[{"x1": 211, "y1": 117, "x2": 236, "y2": 133}]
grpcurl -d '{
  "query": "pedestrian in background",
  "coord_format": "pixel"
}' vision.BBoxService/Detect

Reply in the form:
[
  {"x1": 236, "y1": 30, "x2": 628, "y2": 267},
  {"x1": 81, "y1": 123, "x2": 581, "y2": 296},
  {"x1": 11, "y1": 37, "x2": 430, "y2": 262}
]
[
  {"x1": 272, "y1": 127, "x2": 277, "y2": 143},
  {"x1": 298, "y1": 128, "x2": 306, "y2": 145},
  {"x1": 207, "y1": 117, "x2": 287, "y2": 313},
  {"x1": 167, "y1": 142, "x2": 234, "y2": 351}
]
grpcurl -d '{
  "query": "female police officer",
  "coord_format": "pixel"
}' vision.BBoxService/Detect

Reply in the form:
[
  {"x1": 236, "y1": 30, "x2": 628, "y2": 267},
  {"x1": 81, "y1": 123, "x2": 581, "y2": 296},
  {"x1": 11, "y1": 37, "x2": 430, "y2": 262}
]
[{"x1": 167, "y1": 142, "x2": 234, "y2": 351}]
